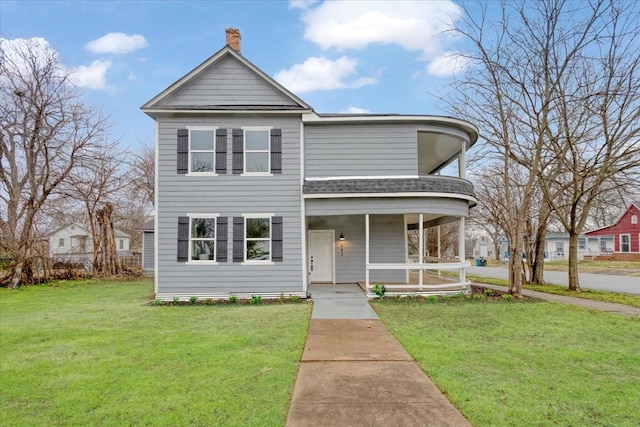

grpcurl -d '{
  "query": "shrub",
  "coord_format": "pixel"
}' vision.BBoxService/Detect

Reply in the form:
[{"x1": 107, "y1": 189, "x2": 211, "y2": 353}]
[
  {"x1": 454, "y1": 292, "x2": 463, "y2": 299},
  {"x1": 502, "y1": 294, "x2": 514, "y2": 301},
  {"x1": 189, "y1": 295, "x2": 198, "y2": 304},
  {"x1": 152, "y1": 299, "x2": 163, "y2": 306},
  {"x1": 278, "y1": 293, "x2": 286, "y2": 304},
  {"x1": 172, "y1": 296, "x2": 180, "y2": 305},
  {"x1": 229, "y1": 295, "x2": 238, "y2": 304},
  {"x1": 372, "y1": 284, "x2": 387, "y2": 297},
  {"x1": 250, "y1": 295, "x2": 262, "y2": 305},
  {"x1": 484, "y1": 289, "x2": 494, "y2": 297},
  {"x1": 427, "y1": 295, "x2": 438, "y2": 303},
  {"x1": 473, "y1": 294, "x2": 484, "y2": 301},
  {"x1": 204, "y1": 298, "x2": 215, "y2": 306},
  {"x1": 442, "y1": 294, "x2": 451, "y2": 302},
  {"x1": 289, "y1": 295, "x2": 300, "y2": 303}
]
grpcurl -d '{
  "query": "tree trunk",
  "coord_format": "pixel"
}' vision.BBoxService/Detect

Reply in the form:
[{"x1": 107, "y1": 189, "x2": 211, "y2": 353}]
[
  {"x1": 95, "y1": 203, "x2": 120, "y2": 276},
  {"x1": 567, "y1": 232, "x2": 581, "y2": 291},
  {"x1": 531, "y1": 234, "x2": 546, "y2": 284}
]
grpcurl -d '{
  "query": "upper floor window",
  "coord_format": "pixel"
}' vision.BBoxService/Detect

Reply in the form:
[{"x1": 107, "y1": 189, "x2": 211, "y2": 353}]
[
  {"x1": 176, "y1": 128, "x2": 227, "y2": 175},
  {"x1": 232, "y1": 128, "x2": 282, "y2": 175},
  {"x1": 245, "y1": 129, "x2": 270, "y2": 173},
  {"x1": 189, "y1": 129, "x2": 216, "y2": 173},
  {"x1": 632, "y1": 214, "x2": 638, "y2": 224},
  {"x1": 58, "y1": 238, "x2": 64, "y2": 247},
  {"x1": 119, "y1": 239, "x2": 124, "y2": 250}
]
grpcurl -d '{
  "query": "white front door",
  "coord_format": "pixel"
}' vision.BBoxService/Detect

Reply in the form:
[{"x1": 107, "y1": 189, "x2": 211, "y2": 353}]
[{"x1": 309, "y1": 230, "x2": 334, "y2": 283}]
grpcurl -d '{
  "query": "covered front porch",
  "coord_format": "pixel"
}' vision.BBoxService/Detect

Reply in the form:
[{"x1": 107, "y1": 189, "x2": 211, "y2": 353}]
[{"x1": 305, "y1": 210, "x2": 471, "y2": 297}]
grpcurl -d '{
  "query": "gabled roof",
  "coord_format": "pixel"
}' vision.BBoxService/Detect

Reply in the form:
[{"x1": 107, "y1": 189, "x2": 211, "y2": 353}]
[
  {"x1": 584, "y1": 200, "x2": 640, "y2": 235},
  {"x1": 141, "y1": 46, "x2": 311, "y2": 113}
]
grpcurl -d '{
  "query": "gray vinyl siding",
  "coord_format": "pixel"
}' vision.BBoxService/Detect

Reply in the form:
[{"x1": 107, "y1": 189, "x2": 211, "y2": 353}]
[
  {"x1": 156, "y1": 115, "x2": 303, "y2": 295},
  {"x1": 305, "y1": 123, "x2": 420, "y2": 177},
  {"x1": 142, "y1": 231, "x2": 154, "y2": 274},
  {"x1": 308, "y1": 214, "x2": 406, "y2": 283},
  {"x1": 160, "y1": 55, "x2": 298, "y2": 107},
  {"x1": 305, "y1": 197, "x2": 470, "y2": 218}
]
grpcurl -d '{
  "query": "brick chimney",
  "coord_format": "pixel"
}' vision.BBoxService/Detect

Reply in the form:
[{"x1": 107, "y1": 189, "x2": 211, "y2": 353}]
[{"x1": 225, "y1": 28, "x2": 241, "y2": 53}]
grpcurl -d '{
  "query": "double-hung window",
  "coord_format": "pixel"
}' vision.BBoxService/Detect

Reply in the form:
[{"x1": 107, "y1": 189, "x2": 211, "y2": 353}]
[
  {"x1": 232, "y1": 215, "x2": 283, "y2": 263},
  {"x1": 189, "y1": 128, "x2": 216, "y2": 174},
  {"x1": 177, "y1": 127, "x2": 227, "y2": 175},
  {"x1": 620, "y1": 234, "x2": 630, "y2": 253},
  {"x1": 231, "y1": 128, "x2": 282, "y2": 175},
  {"x1": 190, "y1": 216, "x2": 217, "y2": 262},
  {"x1": 245, "y1": 216, "x2": 271, "y2": 262},
  {"x1": 244, "y1": 128, "x2": 270, "y2": 174}
]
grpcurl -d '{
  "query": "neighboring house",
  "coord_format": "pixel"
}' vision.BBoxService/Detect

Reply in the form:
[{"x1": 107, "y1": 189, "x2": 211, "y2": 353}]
[
  {"x1": 141, "y1": 29, "x2": 478, "y2": 301},
  {"x1": 585, "y1": 201, "x2": 640, "y2": 260},
  {"x1": 544, "y1": 232, "x2": 610, "y2": 261},
  {"x1": 141, "y1": 219, "x2": 155, "y2": 276},
  {"x1": 47, "y1": 222, "x2": 131, "y2": 266}
]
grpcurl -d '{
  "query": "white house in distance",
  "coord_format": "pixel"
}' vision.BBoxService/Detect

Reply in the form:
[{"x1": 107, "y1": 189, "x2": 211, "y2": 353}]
[{"x1": 46, "y1": 222, "x2": 131, "y2": 266}]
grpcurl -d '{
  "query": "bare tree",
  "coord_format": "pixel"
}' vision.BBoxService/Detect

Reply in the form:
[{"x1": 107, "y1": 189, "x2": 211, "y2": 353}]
[
  {"x1": 60, "y1": 141, "x2": 128, "y2": 273},
  {"x1": 0, "y1": 38, "x2": 109, "y2": 287},
  {"x1": 448, "y1": 0, "x2": 633, "y2": 295},
  {"x1": 131, "y1": 140, "x2": 154, "y2": 207},
  {"x1": 536, "y1": 1, "x2": 640, "y2": 290}
]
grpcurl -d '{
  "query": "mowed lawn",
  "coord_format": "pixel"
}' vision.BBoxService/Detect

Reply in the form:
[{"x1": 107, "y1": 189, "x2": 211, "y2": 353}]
[
  {"x1": 373, "y1": 300, "x2": 640, "y2": 427},
  {"x1": 0, "y1": 279, "x2": 311, "y2": 426}
]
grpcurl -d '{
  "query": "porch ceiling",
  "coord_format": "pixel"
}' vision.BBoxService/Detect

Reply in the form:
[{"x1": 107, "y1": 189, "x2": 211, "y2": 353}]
[{"x1": 418, "y1": 131, "x2": 465, "y2": 175}]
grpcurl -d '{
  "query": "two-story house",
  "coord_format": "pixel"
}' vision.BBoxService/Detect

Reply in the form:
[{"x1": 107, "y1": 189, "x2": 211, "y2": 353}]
[
  {"x1": 142, "y1": 29, "x2": 478, "y2": 301},
  {"x1": 46, "y1": 222, "x2": 131, "y2": 266}
]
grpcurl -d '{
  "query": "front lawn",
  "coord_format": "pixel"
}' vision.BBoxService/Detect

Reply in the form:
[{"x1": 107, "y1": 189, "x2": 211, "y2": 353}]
[
  {"x1": 373, "y1": 299, "x2": 640, "y2": 426},
  {"x1": 0, "y1": 279, "x2": 311, "y2": 426}
]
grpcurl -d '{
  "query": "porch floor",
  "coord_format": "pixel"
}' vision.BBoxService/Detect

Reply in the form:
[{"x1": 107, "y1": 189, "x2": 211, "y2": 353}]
[{"x1": 358, "y1": 271, "x2": 470, "y2": 295}]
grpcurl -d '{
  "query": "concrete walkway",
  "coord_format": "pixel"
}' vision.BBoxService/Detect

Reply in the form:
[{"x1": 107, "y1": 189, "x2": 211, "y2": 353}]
[
  {"x1": 479, "y1": 283, "x2": 640, "y2": 318},
  {"x1": 286, "y1": 284, "x2": 470, "y2": 427},
  {"x1": 466, "y1": 266, "x2": 640, "y2": 295}
]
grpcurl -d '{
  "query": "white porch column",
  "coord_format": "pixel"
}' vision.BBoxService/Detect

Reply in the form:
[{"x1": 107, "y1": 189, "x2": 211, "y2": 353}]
[
  {"x1": 365, "y1": 214, "x2": 370, "y2": 290},
  {"x1": 418, "y1": 213, "x2": 424, "y2": 290},
  {"x1": 459, "y1": 140, "x2": 466, "y2": 179},
  {"x1": 459, "y1": 217, "x2": 466, "y2": 283},
  {"x1": 437, "y1": 225, "x2": 442, "y2": 277}
]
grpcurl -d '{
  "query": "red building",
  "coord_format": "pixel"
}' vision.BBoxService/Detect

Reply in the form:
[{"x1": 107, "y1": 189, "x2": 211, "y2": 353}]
[{"x1": 585, "y1": 201, "x2": 640, "y2": 260}]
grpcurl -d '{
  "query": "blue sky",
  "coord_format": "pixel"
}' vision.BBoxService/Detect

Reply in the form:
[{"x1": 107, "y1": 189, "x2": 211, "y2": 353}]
[{"x1": 1, "y1": 0, "x2": 471, "y2": 151}]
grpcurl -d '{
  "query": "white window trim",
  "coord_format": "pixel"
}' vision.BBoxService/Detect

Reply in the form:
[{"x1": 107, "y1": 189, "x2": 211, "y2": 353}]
[
  {"x1": 242, "y1": 213, "x2": 274, "y2": 264},
  {"x1": 186, "y1": 126, "x2": 218, "y2": 176},
  {"x1": 632, "y1": 215, "x2": 638, "y2": 224},
  {"x1": 241, "y1": 126, "x2": 272, "y2": 176},
  {"x1": 619, "y1": 234, "x2": 630, "y2": 253},
  {"x1": 186, "y1": 213, "x2": 219, "y2": 265},
  {"x1": 578, "y1": 238, "x2": 586, "y2": 250}
]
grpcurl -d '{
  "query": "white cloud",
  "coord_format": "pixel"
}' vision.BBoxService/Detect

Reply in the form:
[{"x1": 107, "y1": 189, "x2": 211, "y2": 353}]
[
  {"x1": 299, "y1": 1, "x2": 462, "y2": 59},
  {"x1": 289, "y1": 0, "x2": 319, "y2": 9},
  {"x1": 341, "y1": 107, "x2": 371, "y2": 114},
  {"x1": 275, "y1": 56, "x2": 376, "y2": 93},
  {"x1": 85, "y1": 32, "x2": 147, "y2": 55},
  {"x1": 69, "y1": 60, "x2": 111, "y2": 89},
  {"x1": 0, "y1": 37, "x2": 60, "y2": 73},
  {"x1": 426, "y1": 52, "x2": 471, "y2": 77}
]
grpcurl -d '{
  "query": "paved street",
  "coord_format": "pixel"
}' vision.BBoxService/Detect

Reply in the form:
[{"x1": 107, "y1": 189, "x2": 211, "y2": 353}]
[{"x1": 466, "y1": 266, "x2": 640, "y2": 295}]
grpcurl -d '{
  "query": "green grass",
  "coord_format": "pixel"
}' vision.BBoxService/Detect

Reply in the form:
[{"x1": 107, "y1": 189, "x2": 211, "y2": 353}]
[
  {"x1": 0, "y1": 279, "x2": 311, "y2": 426},
  {"x1": 544, "y1": 259, "x2": 640, "y2": 274},
  {"x1": 466, "y1": 274, "x2": 640, "y2": 308},
  {"x1": 373, "y1": 300, "x2": 640, "y2": 426}
]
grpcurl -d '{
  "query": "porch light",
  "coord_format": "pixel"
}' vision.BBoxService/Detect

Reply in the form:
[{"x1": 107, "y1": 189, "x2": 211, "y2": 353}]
[{"x1": 339, "y1": 233, "x2": 345, "y2": 241}]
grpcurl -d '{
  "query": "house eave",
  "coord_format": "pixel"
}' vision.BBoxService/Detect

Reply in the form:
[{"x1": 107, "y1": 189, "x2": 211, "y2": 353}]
[{"x1": 302, "y1": 112, "x2": 479, "y2": 146}]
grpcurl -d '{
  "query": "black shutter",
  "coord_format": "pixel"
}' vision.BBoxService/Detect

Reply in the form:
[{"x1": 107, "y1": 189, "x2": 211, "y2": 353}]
[
  {"x1": 177, "y1": 129, "x2": 189, "y2": 174},
  {"x1": 270, "y1": 129, "x2": 282, "y2": 174},
  {"x1": 177, "y1": 216, "x2": 189, "y2": 262},
  {"x1": 216, "y1": 129, "x2": 227, "y2": 174},
  {"x1": 216, "y1": 217, "x2": 228, "y2": 262},
  {"x1": 232, "y1": 129, "x2": 243, "y2": 174},
  {"x1": 272, "y1": 216, "x2": 283, "y2": 262},
  {"x1": 233, "y1": 217, "x2": 244, "y2": 262}
]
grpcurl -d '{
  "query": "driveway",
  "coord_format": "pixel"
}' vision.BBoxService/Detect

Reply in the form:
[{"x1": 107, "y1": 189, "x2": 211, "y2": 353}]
[{"x1": 466, "y1": 266, "x2": 640, "y2": 295}]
